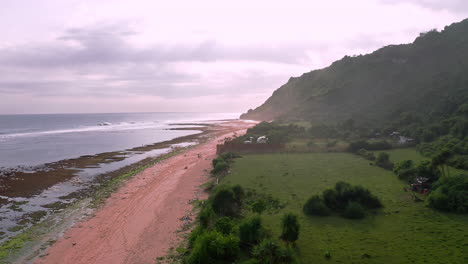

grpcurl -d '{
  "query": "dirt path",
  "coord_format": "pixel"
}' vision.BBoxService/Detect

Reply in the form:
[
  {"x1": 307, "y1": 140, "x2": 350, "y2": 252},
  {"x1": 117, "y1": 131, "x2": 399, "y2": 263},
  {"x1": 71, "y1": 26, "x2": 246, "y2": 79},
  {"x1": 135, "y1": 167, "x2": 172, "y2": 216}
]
[{"x1": 35, "y1": 122, "x2": 250, "y2": 264}]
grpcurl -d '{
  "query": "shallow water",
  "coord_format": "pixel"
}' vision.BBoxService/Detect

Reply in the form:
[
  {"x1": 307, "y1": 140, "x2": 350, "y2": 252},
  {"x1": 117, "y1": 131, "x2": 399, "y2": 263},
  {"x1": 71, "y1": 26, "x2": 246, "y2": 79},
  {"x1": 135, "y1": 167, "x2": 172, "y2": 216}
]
[{"x1": 0, "y1": 112, "x2": 238, "y2": 167}]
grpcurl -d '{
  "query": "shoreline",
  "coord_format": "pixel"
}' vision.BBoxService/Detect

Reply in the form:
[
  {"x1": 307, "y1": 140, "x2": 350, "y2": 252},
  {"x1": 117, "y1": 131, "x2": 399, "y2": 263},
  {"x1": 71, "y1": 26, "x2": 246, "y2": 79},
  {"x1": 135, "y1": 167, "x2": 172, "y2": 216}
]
[
  {"x1": 0, "y1": 120, "x2": 252, "y2": 263},
  {"x1": 0, "y1": 122, "x2": 224, "y2": 242}
]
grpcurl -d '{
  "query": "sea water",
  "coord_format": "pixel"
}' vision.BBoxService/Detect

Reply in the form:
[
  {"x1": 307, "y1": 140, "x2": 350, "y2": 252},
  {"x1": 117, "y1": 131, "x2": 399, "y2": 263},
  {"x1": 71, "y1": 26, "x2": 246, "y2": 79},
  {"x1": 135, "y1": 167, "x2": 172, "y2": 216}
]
[{"x1": 0, "y1": 112, "x2": 238, "y2": 167}]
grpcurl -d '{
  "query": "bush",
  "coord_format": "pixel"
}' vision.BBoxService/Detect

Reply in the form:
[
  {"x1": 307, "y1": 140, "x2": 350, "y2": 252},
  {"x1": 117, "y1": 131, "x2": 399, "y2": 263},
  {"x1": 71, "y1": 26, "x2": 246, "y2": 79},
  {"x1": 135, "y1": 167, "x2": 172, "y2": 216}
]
[
  {"x1": 232, "y1": 184, "x2": 245, "y2": 203},
  {"x1": 428, "y1": 175, "x2": 468, "y2": 213},
  {"x1": 212, "y1": 157, "x2": 224, "y2": 168},
  {"x1": 280, "y1": 213, "x2": 300, "y2": 244},
  {"x1": 198, "y1": 206, "x2": 215, "y2": 228},
  {"x1": 188, "y1": 225, "x2": 205, "y2": 248},
  {"x1": 215, "y1": 217, "x2": 236, "y2": 235},
  {"x1": 416, "y1": 160, "x2": 440, "y2": 182},
  {"x1": 252, "y1": 239, "x2": 295, "y2": 264},
  {"x1": 322, "y1": 188, "x2": 340, "y2": 211},
  {"x1": 220, "y1": 152, "x2": 240, "y2": 160},
  {"x1": 186, "y1": 231, "x2": 240, "y2": 264},
  {"x1": 348, "y1": 140, "x2": 392, "y2": 152},
  {"x1": 304, "y1": 182, "x2": 382, "y2": 219},
  {"x1": 351, "y1": 185, "x2": 382, "y2": 209},
  {"x1": 375, "y1": 152, "x2": 394, "y2": 170},
  {"x1": 245, "y1": 189, "x2": 285, "y2": 213},
  {"x1": 211, "y1": 160, "x2": 228, "y2": 174},
  {"x1": 239, "y1": 216, "x2": 264, "y2": 246},
  {"x1": 343, "y1": 202, "x2": 366, "y2": 219},
  {"x1": 393, "y1": 160, "x2": 417, "y2": 181},
  {"x1": 303, "y1": 195, "x2": 330, "y2": 216},
  {"x1": 251, "y1": 200, "x2": 267, "y2": 214},
  {"x1": 211, "y1": 185, "x2": 243, "y2": 217},
  {"x1": 357, "y1": 148, "x2": 376, "y2": 161}
]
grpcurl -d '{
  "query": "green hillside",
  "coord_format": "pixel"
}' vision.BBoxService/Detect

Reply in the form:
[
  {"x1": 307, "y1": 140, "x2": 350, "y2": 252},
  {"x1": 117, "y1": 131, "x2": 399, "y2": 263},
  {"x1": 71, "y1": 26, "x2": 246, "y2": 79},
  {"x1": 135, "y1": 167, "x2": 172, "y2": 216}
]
[{"x1": 241, "y1": 19, "x2": 468, "y2": 125}]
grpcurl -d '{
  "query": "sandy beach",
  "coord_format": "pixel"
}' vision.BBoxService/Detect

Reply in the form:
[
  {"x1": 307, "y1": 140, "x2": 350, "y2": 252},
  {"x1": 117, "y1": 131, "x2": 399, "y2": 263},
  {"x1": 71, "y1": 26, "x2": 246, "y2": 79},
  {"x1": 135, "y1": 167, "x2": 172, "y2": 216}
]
[{"x1": 34, "y1": 121, "x2": 251, "y2": 264}]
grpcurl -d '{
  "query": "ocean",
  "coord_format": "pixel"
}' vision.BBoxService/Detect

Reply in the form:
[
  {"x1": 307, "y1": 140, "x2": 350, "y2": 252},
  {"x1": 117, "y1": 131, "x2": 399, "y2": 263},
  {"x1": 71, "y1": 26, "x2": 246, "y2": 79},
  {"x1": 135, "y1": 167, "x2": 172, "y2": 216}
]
[{"x1": 0, "y1": 112, "x2": 238, "y2": 167}]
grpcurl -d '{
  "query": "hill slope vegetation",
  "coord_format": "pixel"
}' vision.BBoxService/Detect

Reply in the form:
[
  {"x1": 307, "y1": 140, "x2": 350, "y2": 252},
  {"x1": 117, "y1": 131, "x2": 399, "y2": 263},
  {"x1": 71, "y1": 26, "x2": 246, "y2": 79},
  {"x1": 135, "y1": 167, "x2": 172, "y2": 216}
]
[{"x1": 241, "y1": 19, "x2": 468, "y2": 126}]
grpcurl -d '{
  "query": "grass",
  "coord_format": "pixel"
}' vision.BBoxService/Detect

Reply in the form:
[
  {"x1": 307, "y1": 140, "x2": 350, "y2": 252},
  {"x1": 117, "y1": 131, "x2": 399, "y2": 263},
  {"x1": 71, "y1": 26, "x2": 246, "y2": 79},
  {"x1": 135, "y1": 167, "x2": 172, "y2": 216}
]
[{"x1": 222, "y1": 152, "x2": 468, "y2": 264}]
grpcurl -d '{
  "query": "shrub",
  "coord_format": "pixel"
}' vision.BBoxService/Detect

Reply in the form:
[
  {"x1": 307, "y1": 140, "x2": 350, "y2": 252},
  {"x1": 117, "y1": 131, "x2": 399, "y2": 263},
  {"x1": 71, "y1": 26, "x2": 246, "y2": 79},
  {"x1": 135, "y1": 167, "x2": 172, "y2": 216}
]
[
  {"x1": 350, "y1": 185, "x2": 382, "y2": 209},
  {"x1": 416, "y1": 160, "x2": 440, "y2": 182},
  {"x1": 188, "y1": 225, "x2": 205, "y2": 248},
  {"x1": 245, "y1": 189, "x2": 285, "y2": 213},
  {"x1": 215, "y1": 217, "x2": 236, "y2": 235},
  {"x1": 304, "y1": 182, "x2": 382, "y2": 219},
  {"x1": 357, "y1": 148, "x2": 376, "y2": 161},
  {"x1": 393, "y1": 160, "x2": 417, "y2": 181},
  {"x1": 198, "y1": 206, "x2": 215, "y2": 228},
  {"x1": 252, "y1": 239, "x2": 295, "y2": 264},
  {"x1": 220, "y1": 152, "x2": 240, "y2": 160},
  {"x1": 348, "y1": 140, "x2": 392, "y2": 152},
  {"x1": 251, "y1": 200, "x2": 267, "y2": 214},
  {"x1": 212, "y1": 157, "x2": 224, "y2": 168},
  {"x1": 239, "y1": 216, "x2": 264, "y2": 246},
  {"x1": 303, "y1": 195, "x2": 330, "y2": 216},
  {"x1": 343, "y1": 202, "x2": 366, "y2": 219},
  {"x1": 232, "y1": 184, "x2": 245, "y2": 203},
  {"x1": 322, "y1": 188, "x2": 339, "y2": 211},
  {"x1": 428, "y1": 174, "x2": 468, "y2": 213},
  {"x1": 186, "y1": 231, "x2": 240, "y2": 264},
  {"x1": 375, "y1": 152, "x2": 394, "y2": 170},
  {"x1": 211, "y1": 160, "x2": 228, "y2": 174},
  {"x1": 211, "y1": 186, "x2": 242, "y2": 217},
  {"x1": 280, "y1": 213, "x2": 300, "y2": 244}
]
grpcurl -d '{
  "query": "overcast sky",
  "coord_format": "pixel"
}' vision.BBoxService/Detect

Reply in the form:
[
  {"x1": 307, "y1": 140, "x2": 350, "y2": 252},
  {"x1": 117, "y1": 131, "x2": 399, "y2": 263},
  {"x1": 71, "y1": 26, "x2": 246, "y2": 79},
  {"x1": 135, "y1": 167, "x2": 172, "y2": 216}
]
[{"x1": 0, "y1": 0, "x2": 467, "y2": 114}]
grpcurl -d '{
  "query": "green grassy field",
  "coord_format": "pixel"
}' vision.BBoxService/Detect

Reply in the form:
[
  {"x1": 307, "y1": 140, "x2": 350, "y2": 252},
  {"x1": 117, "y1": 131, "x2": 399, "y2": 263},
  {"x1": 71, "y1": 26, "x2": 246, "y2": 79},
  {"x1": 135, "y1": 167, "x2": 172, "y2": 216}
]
[{"x1": 222, "y1": 152, "x2": 468, "y2": 264}]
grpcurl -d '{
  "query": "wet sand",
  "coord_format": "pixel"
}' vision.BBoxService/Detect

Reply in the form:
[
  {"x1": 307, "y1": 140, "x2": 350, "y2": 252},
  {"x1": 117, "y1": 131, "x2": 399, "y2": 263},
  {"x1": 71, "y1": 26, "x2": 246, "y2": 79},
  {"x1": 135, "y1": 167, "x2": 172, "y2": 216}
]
[{"x1": 34, "y1": 121, "x2": 251, "y2": 264}]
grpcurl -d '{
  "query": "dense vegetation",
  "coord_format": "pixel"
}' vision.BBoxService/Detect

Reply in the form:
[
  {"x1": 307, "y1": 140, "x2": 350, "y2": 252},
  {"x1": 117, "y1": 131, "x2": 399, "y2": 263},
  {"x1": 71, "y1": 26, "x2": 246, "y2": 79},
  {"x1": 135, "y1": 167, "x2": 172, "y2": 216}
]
[
  {"x1": 303, "y1": 181, "x2": 382, "y2": 219},
  {"x1": 183, "y1": 155, "x2": 299, "y2": 263},
  {"x1": 241, "y1": 19, "x2": 468, "y2": 126},
  {"x1": 427, "y1": 174, "x2": 468, "y2": 213}
]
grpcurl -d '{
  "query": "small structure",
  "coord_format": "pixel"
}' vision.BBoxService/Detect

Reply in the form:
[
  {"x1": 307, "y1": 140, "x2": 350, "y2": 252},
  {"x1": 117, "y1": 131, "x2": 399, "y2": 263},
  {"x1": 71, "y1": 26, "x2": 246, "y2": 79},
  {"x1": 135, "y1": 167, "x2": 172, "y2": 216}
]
[
  {"x1": 410, "y1": 177, "x2": 430, "y2": 193},
  {"x1": 398, "y1": 136, "x2": 414, "y2": 145},
  {"x1": 256, "y1": 136, "x2": 268, "y2": 144},
  {"x1": 389, "y1": 131, "x2": 400, "y2": 137},
  {"x1": 244, "y1": 136, "x2": 255, "y2": 144}
]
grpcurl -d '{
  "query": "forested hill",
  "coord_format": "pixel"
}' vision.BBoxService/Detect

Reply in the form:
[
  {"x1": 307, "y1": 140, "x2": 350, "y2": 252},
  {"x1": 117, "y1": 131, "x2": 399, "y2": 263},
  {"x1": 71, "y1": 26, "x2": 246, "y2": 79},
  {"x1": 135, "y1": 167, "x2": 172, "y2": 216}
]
[{"x1": 241, "y1": 18, "x2": 468, "y2": 126}]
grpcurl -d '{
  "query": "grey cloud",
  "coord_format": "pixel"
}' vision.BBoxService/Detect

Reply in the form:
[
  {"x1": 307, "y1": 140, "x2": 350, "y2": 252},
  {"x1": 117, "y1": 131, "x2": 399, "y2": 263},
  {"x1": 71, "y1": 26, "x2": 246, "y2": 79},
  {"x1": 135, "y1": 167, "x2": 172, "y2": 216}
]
[
  {"x1": 0, "y1": 24, "x2": 309, "y2": 69},
  {"x1": 379, "y1": 0, "x2": 468, "y2": 13}
]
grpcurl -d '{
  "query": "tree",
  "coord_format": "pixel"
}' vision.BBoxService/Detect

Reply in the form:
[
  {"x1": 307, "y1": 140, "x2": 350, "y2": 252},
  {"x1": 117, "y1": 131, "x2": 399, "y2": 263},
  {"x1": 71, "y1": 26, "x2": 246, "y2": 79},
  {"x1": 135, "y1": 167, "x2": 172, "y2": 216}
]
[
  {"x1": 239, "y1": 216, "x2": 264, "y2": 246},
  {"x1": 211, "y1": 187, "x2": 240, "y2": 217},
  {"x1": 280, "y1": 213, "x2": 300, "y2": 244},
  {"x1": 428, "y1": 174, "x2": 468, "y2": 213},
  {"x1": 431, "y1": 148, "x2": 452, "y2": 177}
]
